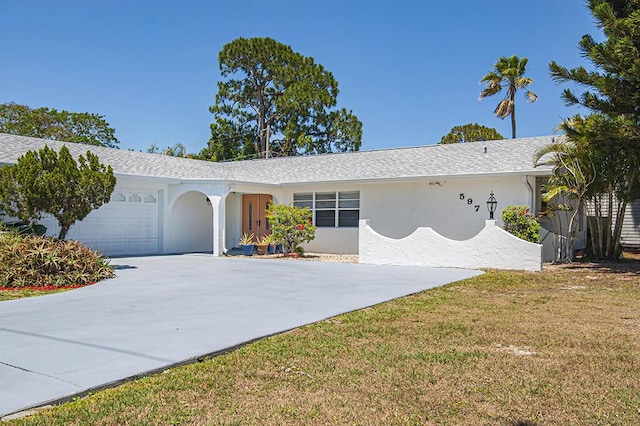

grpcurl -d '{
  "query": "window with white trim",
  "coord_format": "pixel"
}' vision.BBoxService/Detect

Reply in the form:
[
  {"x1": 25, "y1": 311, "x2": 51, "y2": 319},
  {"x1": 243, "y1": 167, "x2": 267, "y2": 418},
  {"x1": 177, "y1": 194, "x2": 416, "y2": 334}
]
[{"x1": 293, "y1": 191, "x2": 360, "y2": 227}]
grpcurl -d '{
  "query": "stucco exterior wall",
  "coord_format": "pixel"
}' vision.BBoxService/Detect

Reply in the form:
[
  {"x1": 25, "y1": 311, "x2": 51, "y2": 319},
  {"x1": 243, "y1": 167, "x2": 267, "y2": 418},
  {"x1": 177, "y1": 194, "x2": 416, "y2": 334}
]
[
  {"x1": 361, "y1": 177, "x2": 530, "y2": 240},
  {"x1": 225, "y1": 192, "x2": 243, "y2": 250},
  {"x1": 164, "y1": 190, "x2": 213, "y2": 254},
  {"x1": 281, "y1": 176, "x2": 534, "y2": 255},
  {"x1": 279, "y1": 182, "x2": 362, "y2": 254},
  {"x1": 360, "y1": 219, "x2": 543, "y2": 271}
]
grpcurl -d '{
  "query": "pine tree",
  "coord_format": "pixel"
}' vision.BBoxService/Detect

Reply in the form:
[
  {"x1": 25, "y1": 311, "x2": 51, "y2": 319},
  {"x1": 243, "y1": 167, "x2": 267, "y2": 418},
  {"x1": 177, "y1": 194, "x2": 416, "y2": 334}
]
[{"x1": 0, "y1": 145, "x2": 116, "y2": 239}]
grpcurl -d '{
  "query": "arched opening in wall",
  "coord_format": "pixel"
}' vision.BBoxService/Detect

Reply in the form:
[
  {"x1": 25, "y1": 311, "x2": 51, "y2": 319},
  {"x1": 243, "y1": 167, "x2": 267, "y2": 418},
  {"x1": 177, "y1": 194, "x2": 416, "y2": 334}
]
[{"x1": 167, "y1": 191, "x2": 213, "y2": 254}]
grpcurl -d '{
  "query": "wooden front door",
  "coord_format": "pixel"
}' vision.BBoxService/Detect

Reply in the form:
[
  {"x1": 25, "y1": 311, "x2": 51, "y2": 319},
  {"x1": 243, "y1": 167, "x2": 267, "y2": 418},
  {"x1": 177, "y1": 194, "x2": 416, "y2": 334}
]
[{"x1": 242, "y1": 194, "x2": 272, "y2": 242}]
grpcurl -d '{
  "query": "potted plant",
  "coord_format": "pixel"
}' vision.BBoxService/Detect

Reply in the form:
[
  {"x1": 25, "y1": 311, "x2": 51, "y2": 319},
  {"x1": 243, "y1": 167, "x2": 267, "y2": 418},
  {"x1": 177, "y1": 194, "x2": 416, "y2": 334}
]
[
  {"x1": 239, "y1": 233, "x2": 255, "y2": 256},
  {"x1": 264, "y1": 233, "x2": 283, "y2": 254},
  {"x1": 255, "y1": 235, "x2": 271, "y2": 255}
]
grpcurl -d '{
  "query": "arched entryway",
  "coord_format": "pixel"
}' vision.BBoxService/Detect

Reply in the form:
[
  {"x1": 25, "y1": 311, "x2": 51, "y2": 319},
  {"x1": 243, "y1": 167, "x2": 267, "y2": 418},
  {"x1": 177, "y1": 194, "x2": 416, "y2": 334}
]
[{"x1": 166, "y1": 190, "x2": 214, "y2": 253}]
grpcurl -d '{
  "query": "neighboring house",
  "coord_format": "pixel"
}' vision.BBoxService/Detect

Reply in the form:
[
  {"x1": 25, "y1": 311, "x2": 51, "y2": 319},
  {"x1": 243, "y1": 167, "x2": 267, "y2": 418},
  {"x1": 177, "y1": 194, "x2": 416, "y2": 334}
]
[
  {"x1": 0, "y1": 133, "x2": 585, "y2": 261},
  {"x1": 621, "y1": 200, "x2": 640, "y2": 250}
]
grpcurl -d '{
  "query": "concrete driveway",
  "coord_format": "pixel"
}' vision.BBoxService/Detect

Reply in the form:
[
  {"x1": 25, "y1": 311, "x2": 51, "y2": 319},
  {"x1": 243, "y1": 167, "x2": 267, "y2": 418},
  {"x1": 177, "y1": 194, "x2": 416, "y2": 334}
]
[{"x1": 0, "y1": 254, "x2": 482, "y2": 417}]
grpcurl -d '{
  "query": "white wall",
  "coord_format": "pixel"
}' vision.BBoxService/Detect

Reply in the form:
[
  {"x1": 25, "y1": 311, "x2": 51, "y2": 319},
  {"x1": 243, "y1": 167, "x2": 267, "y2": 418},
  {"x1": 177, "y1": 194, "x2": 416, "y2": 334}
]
[
  {"x1": 360, "y1": 219, "x2": 543, "y2": 271},
  {"x1": 225, "y1": 192, "x2": 243, "y2": 250},
  {"x1": 361, "y1": 177, "x2": 529, "y2": 240},
  {"x1": 279, "y1": 183, "x2": 362, "y2": 254},
  {"x1": 281, "y1": 176, "x2": 532, "y2": 254},
  {"x1": 165, "y1": 190, "x2": 213, "y2": 254}
]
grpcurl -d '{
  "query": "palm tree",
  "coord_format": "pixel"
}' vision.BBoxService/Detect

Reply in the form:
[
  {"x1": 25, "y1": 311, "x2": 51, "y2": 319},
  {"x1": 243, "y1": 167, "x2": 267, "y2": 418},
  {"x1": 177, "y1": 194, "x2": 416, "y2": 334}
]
[
  {"x1": 479, "y1": 55, "x2": 538, "y2": 139},
  {"x1": 533, "y1": 134, "x2": 597, "y2": 261}
]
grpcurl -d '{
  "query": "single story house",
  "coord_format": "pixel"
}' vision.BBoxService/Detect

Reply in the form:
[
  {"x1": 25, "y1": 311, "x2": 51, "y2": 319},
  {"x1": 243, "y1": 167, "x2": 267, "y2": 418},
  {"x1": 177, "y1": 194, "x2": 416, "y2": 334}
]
[{"x1": 0, "y1": 133, "x2": 594, "y2": 261}]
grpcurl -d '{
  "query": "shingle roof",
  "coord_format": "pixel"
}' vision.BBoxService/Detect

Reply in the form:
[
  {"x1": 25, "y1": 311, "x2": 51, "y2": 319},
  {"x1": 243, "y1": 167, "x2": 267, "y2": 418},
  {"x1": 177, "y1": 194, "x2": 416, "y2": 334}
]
[{"x1": 0, "y1": 133, "x2": 555, "y2": 185}]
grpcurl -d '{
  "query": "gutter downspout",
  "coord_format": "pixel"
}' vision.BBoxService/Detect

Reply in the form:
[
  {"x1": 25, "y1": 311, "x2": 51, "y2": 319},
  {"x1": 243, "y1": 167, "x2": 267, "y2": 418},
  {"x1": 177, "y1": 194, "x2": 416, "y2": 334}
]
[{"x1": 524, "y1": 175, "x2": 534, "y2": 210}]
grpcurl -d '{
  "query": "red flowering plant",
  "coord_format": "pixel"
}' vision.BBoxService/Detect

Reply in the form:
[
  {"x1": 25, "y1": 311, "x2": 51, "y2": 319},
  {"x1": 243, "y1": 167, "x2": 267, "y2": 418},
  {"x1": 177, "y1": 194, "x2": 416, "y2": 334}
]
[
  {"x1": 501, "y1": 205, "x2": 541, "y2": 243},
  {"x1": 265, "y1": 203, "x2": 316, "y2": 255}
]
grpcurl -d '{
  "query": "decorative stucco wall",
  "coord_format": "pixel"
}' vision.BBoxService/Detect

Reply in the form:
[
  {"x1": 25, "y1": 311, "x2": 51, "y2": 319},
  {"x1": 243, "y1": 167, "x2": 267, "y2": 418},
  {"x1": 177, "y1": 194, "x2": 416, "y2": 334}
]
[
  {"x1": 359, "y1": 219, "x2": 542, "y2": 271},
  {"x1": 290, "y1": 176, "x2": 536, "y2": 255}
]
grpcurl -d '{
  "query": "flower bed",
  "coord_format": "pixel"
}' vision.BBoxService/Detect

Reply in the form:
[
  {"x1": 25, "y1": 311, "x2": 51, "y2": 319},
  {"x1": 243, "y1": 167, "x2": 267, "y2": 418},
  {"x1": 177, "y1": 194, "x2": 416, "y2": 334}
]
[{"x1": 0, "y1": 282, "x2": 96, "y2": 291}]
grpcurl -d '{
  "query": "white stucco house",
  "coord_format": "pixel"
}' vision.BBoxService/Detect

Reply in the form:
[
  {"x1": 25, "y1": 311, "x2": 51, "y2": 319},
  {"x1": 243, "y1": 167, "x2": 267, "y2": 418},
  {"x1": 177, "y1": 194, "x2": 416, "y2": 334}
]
[{"x1": 0, "y1": 133, "x2": 588, "y2": 265}]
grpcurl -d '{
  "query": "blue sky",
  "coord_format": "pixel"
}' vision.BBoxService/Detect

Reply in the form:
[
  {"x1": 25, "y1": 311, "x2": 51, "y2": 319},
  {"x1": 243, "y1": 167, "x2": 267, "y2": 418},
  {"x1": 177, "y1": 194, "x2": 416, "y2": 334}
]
[{"x1": 1, "y1": 1, "x2": 597, "y2": 153}]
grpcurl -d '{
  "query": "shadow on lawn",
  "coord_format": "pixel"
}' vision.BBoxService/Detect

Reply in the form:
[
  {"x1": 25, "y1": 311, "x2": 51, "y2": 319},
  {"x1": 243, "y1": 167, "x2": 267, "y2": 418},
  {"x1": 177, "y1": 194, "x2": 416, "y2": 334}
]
[{"x1": 554, "y1": 251, "x2": 640, "y2": 275}]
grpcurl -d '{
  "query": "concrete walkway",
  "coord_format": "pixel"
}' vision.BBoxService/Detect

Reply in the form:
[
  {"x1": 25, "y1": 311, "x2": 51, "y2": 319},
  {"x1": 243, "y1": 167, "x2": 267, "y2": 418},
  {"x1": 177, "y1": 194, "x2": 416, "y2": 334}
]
[{"x1": 0, "y1": 255, "x2": 482, "y2": 417}]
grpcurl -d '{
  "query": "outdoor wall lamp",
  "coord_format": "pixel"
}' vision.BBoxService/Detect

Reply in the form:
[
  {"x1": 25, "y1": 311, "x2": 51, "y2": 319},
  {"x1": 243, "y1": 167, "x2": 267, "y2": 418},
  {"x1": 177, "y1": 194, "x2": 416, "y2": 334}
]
[
  {"x1": 206, "y1": 197, "x2": 211, "y2": 206},
  {"x1": 487, "y1": 191, "x2": 497, "y2": 220}
]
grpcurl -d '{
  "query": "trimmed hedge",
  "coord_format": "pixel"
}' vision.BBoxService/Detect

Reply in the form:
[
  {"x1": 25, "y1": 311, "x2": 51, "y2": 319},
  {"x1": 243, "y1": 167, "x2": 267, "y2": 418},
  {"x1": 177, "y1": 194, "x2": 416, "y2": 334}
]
[{"x1": 0, "y1": 232, "x2": 114, "y2": 288}]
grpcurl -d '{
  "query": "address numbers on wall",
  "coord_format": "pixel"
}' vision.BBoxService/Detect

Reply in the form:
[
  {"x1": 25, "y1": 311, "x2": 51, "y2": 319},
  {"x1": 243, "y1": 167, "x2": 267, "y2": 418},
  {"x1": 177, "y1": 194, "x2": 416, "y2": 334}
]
[{"x1": 459, "y1": 193, "x2": 480, "y2": 212}]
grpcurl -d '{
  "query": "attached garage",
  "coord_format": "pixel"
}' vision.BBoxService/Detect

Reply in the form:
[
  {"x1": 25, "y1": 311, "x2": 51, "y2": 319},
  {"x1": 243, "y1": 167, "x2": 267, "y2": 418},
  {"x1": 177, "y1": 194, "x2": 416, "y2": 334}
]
[{"x1": 40, "y1": 188, "x2": 161, "y2": 257}]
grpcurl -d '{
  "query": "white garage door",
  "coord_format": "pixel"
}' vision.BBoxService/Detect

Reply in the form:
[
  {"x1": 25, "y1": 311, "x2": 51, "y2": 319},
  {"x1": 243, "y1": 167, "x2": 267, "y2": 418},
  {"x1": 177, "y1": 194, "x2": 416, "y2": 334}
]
[{"x1": 62, "y1": 190, "x2": 160, "y2": 256}]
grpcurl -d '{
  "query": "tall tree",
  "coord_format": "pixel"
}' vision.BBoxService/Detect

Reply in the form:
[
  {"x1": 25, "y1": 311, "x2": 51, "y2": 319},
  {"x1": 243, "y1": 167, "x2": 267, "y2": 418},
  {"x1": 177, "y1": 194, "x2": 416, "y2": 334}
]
[
  {"x1": 0, "y1": 145, "x2": 116, "y2": 239},
  {"x1": 546, "y1": 0, "x2": 640, "y2": 260},
  {"x1": 0, "y1": 103, "x2": 119, "y2": 148},
  {"x1": 479, "y1": 55, "x2": 538, "y2": 138},
  {"x1": 534, "y1": 133, "x2": 599, "y2": 261},
  {"x1": 439, "y1": 123, "x2": 503, "y2": 144},
  {"x1": 147, "y1": 143, "x2": 188, "y2": 157},
  {"x1": 205, "y1": 37, "x2": 362, "y2": 161}
]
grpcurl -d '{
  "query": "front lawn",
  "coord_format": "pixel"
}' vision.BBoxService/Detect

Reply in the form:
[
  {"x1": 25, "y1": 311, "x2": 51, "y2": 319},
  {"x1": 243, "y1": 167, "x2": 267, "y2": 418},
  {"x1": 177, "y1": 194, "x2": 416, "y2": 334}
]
[
  {"x1": 0, "y1": 288, "x2": 70, "y2": 302},
  {"x1": 5, "y1": 260, "x2": 640, "y2": 425}
]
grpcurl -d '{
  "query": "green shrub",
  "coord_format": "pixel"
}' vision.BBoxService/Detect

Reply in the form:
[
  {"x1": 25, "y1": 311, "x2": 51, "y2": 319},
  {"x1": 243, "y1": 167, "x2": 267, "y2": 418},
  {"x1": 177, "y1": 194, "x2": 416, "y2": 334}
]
[
  {"x1": 1, "y1": 222, "x2": 47, "y2": 236},
  {"x1": 265, "y1": 203, "x2": 316, "y2": 255},
  {"x1": 501, "y1": 205, "x2": 541, "y2": 243},
  {"x1": 0, "y1": 233, "x2": 114, "y2": 288}
]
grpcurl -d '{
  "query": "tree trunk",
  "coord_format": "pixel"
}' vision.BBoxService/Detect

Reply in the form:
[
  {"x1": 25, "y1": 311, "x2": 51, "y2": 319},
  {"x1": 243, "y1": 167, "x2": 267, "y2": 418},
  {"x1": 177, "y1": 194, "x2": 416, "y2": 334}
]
[
  {"x1": 605, "y1": 187, "x2": 613, "y2": 257},
  {"x1": 565, "y1": 199, "x2": 583, "y2": 261},
  {"x1": 590, "y1": 195, "x2": 604, "y2": 259},
  {"x1": 58, "y1": 224, "x2": 70, "y2": 240},
  {"x1": 611, "y1": 199, "x2": 627, "y2": 260},
  {"x1": 511, "y1": 102, "x2": 516, "y2": 139}
]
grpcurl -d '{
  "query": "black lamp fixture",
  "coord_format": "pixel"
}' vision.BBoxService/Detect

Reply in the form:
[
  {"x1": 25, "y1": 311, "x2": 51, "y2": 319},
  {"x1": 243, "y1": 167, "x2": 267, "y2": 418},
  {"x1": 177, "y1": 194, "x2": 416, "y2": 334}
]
[
  {"x1": 206, "y1": 197, "x2": 211, "y2": 206},
  {"x1": 487, "y1": 191, "x2": 497, "y2": 220}
]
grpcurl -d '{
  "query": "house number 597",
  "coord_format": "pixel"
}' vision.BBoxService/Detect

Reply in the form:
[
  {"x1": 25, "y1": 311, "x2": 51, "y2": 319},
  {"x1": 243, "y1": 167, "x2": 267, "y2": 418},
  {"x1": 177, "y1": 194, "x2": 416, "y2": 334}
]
[{"x1": 460, "y1": 193, "x2": 480, "y2": 212}]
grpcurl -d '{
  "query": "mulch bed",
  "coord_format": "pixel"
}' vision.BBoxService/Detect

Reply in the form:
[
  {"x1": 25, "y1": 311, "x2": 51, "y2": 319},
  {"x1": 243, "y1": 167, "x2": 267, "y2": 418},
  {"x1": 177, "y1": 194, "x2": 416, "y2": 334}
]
[{"x1": 0, "y1": 282, "x2": 96, "y2": 291}]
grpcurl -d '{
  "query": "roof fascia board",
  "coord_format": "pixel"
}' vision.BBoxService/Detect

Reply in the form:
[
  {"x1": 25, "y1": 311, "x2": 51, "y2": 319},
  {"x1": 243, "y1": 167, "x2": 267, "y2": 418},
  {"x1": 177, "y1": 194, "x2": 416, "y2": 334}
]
[
  {"x1": 180, "y1": 178, "x2": 282, "y2": 188},
  {"x1": 115, "y1": 173, "x2": 182, "y2": 184},
  {"x1": 278, "y1": 169, "x2": 553, "y2": 187}
]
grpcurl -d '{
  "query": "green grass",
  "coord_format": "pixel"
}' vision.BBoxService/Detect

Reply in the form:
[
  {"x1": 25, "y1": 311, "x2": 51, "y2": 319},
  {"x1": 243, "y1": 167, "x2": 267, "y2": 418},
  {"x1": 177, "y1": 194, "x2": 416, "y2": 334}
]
[
  {"x1": 0, "y1": 289, "x2": 69, "y2": 302},
  {"x1": 4, "y1": 261, "x2": 640, "y2": 425}
]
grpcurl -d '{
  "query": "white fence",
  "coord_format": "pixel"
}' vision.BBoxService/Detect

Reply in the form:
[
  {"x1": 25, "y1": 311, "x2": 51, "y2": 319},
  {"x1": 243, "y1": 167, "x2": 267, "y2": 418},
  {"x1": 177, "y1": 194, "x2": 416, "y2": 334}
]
[{"x1": 359, "y1": 219, "x2": 543, "y2": 271}]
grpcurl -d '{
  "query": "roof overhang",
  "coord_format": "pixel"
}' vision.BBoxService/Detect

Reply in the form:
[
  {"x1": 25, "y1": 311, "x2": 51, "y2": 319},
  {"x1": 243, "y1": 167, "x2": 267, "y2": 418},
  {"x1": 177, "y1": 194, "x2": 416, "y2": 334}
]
[
  {"x1": 278, "y1": 169, "x2": 553, "y2": 187},
  {"x1": 114, "y1": 173, "x2": 182, "y2": 184}
]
